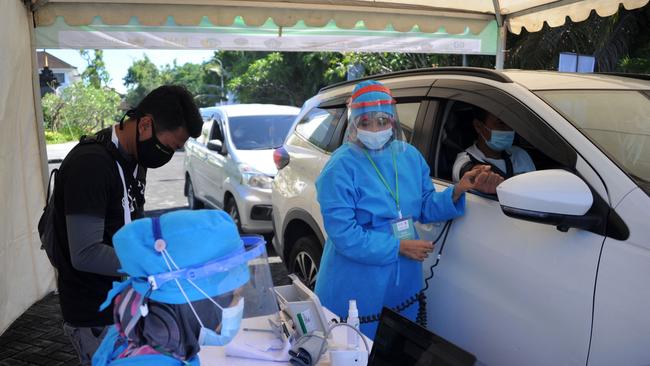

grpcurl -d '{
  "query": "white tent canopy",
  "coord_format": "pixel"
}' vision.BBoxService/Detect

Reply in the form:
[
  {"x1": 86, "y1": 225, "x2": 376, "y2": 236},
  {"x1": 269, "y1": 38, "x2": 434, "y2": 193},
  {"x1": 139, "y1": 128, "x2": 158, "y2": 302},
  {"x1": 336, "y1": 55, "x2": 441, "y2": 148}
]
[
  {"x1": 33, "y1": 0, "x2": 650, "y2": 34},
  {"x1": 1, "y1": 0, "x2": 648, "y2": 335}
]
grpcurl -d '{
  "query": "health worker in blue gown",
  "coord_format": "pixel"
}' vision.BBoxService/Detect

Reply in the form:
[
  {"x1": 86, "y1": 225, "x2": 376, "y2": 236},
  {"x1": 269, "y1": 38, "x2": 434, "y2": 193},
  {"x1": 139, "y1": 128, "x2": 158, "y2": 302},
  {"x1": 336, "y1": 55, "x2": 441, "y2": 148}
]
[
  {"x1": 314, "y1": 80, "x2": 503, "y2": 339},
  {"x1": 92, "y1": 209, "x2": 277, "y2": 365}
]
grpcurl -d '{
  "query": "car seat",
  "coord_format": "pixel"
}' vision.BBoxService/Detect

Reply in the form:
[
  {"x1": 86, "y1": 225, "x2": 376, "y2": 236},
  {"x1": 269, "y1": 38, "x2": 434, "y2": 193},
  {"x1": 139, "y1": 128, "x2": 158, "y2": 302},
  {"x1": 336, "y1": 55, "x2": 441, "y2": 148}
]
[{"x1": 435, "y1": 102, "x2": 478, "y2": 181}]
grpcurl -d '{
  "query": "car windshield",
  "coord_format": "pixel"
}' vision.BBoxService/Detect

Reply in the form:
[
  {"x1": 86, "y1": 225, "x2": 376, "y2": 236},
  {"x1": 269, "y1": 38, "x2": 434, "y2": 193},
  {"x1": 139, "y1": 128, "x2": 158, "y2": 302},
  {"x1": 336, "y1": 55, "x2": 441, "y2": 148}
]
[
  {"x1": 537, "y1": 90, "x2": 650, "y2": 194},
  {"x1": 228, "y1": 114, "x2": 297, "y2": 150}
]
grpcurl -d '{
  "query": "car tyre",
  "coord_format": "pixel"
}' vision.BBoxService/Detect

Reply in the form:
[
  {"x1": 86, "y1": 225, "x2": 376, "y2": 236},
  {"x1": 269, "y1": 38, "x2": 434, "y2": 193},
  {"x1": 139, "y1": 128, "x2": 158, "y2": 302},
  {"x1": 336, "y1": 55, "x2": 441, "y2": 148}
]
[
  {"x1": 225, "y1": 196, "x2": 242, "y2": 232},
  {"x1": 186, "y1": 176, "x2": 203, "y2": 210},
  {"x1": 288, "y1": 236, "x2": 322, "y2": 290}
]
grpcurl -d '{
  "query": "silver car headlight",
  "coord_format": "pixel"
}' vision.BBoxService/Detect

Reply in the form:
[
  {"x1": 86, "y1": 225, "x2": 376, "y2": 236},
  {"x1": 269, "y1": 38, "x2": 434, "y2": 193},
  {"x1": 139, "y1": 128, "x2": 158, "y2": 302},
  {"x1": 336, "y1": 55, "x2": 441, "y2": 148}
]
[{"x1": 239, "y1": 164, "x2": 273, "y2": 189}]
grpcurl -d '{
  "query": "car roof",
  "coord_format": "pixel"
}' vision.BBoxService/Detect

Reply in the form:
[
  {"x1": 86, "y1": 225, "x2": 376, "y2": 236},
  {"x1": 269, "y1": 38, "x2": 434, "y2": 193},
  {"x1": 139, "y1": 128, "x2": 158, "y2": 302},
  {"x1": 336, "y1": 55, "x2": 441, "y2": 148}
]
[
  {"x1": 200, "y1": 104, "x2": 300, "y2": 118},
  {"x1": 502, "y1": 70, "x2": 650, "y2": 90},
  {"x1": 318, "y1": 67, "x2": 650, "y2": 96}
]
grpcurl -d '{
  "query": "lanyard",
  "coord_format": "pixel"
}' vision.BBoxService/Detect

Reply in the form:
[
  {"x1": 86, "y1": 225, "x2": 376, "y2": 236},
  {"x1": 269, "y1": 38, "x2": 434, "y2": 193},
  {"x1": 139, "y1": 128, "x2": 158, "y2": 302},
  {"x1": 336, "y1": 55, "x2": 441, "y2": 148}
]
[
  {"x1": 111, "y1": 125, "x2": 137, "y2": 224},
  {"x1": 362, "y1": 148, "x2": 401, "y2": 218}
]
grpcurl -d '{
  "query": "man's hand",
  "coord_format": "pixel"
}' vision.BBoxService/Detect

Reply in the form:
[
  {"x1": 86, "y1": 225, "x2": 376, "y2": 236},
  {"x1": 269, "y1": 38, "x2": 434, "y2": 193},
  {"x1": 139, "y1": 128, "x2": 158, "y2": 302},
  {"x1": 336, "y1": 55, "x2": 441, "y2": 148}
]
[
  {"x1": 399, "y1": 240, "x2": 434, "y2": 261},
  {"x1": 454, "y1": 165, "x2": 504, "y2": 200}
]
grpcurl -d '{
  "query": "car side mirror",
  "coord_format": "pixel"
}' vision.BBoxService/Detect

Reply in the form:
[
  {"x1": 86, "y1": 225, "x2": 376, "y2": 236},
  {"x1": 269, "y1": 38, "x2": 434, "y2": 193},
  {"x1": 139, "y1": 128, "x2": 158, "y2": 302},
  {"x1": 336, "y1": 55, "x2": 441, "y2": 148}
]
[
  {"x1": 497, "y1": 169, "x2": 602, "y2": 232},
  {"x1": 207, "y1": 139, "x2": 226, "y2": 155}
]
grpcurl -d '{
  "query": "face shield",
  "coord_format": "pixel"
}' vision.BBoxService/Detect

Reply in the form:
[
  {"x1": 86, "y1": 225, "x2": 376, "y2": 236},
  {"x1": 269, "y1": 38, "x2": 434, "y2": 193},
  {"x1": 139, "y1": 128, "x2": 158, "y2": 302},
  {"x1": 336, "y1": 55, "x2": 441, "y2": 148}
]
[
  {"x1": 147, "y1": 233, "x2": 278, "y2": 347},
  {"x1": 345, "y1": 82, "x2": 406, "y2": 156}
]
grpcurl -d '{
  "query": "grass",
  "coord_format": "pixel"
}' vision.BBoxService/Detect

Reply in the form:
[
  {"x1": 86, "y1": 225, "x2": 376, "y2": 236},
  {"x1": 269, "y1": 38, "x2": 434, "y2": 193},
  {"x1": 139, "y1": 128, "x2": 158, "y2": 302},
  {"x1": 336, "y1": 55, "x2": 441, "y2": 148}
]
[{"x1": 44, "y1": 125, "x2": 87, "y2": 144}]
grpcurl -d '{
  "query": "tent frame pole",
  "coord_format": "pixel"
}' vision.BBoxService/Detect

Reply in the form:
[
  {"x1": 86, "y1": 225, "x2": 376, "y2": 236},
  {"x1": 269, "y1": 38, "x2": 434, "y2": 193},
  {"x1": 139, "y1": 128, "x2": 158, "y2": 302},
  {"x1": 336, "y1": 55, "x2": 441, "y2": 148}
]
[
  {"x1": 27, "y1": 5, "x2": 50, "y2": 196},
  {"x1": 493, "y1": 0, "x2": 506, "y2": 70}
]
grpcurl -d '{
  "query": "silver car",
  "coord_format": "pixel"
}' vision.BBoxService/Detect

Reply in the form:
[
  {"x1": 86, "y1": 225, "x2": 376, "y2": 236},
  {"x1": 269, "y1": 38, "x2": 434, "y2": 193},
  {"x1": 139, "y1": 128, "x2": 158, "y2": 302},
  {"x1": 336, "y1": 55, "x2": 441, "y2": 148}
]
[{"x1": 184, "y1": 104, "x2": 299, "y2": 233}]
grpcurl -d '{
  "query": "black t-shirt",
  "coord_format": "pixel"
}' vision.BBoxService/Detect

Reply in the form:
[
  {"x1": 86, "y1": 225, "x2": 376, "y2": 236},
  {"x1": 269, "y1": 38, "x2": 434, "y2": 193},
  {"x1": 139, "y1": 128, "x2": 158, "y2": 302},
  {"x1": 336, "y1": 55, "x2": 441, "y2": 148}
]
[{"x1": 54, "y1": 128, "x2": 145, "y2": 327}]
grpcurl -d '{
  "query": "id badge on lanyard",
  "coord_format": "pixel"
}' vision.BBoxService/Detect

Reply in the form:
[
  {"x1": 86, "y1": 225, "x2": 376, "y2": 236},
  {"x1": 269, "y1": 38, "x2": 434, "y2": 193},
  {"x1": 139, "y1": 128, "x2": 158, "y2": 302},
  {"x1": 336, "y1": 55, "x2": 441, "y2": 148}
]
[{"x1": 391, "y1": 215, "x2": 416, "y2": 240}]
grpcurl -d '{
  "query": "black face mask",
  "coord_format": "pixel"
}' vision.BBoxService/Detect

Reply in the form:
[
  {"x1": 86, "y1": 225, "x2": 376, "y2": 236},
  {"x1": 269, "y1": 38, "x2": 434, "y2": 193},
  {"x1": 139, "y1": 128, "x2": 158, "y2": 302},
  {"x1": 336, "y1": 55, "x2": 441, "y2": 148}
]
[{"x1": 135, "y1": 118, "x2": 175, "y2": 168}]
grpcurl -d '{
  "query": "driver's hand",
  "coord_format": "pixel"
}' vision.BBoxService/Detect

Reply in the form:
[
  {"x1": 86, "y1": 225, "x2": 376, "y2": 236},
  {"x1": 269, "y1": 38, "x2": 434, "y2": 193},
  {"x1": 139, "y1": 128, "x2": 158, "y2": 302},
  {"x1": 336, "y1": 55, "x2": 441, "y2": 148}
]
[{"x1": 458, "y1": 165, "x2": 504, "y2": 195}]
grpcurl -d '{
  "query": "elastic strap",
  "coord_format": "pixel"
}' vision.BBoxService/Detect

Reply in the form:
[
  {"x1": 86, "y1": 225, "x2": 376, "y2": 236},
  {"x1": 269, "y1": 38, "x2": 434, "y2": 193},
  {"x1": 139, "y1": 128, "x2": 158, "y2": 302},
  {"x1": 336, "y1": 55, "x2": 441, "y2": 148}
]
[
  {"x1": 349, "y1": 99, "x2": 395, "y2": 109},
  {"x1": 152, "y1": 217, "x2": 163, "y2": 240},
  {"x1": 351, "y1": 84, "x2": 393, "y2": 100}
]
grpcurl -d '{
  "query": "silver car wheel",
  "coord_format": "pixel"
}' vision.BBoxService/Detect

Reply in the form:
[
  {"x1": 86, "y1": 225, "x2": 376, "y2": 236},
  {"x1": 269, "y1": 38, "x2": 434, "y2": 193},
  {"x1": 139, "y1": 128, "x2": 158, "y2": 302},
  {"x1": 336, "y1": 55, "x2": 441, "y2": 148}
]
[{"x1": 294, "y1": 251, "x2": 318, "y2": 289}]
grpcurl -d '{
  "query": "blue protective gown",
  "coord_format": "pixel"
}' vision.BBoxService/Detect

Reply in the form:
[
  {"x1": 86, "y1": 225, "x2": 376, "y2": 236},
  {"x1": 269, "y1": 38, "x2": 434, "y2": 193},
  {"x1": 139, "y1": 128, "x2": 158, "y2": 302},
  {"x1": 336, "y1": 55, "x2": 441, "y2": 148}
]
[
  {"x1": 92, "y1": 326, "x2": 201, "y2": 366},
  {"x1": 314, "y1": 141, "x2": 465, "y2": 339}
]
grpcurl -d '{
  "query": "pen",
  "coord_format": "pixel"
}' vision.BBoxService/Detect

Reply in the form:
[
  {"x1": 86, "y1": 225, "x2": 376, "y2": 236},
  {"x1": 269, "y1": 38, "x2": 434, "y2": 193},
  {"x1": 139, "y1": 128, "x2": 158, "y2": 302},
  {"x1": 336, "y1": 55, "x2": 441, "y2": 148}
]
[{"x1": 242, "y1": 327, "x2": 275, "y2": 333}]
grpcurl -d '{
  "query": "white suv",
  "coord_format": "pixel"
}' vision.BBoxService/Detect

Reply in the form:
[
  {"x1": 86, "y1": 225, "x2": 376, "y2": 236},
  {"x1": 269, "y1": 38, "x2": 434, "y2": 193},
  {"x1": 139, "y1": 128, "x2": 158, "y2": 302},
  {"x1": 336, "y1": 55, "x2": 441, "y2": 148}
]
[
  {"x1": 184, "y1": 104, "x2": 299, "y2": 233},
  {"x1": 271, "y1": 68, "x2": 650, "y2": 365}
]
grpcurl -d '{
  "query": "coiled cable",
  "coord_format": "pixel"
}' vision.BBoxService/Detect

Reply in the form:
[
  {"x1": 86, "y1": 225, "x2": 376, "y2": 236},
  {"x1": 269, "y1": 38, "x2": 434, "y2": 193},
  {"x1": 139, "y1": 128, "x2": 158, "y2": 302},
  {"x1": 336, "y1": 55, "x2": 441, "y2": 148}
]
[{"x1": 341, "y1": 220, "x2": 454, "y2": 327}]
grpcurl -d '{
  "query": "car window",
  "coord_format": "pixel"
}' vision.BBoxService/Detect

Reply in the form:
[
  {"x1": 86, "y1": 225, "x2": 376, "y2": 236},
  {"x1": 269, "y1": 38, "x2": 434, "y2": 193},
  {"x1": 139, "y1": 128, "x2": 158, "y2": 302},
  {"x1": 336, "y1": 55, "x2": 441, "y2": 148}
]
[
  {"x1": 396, "y1": 103, "x2": 419, "y2": 143},
  {"x1": 537, "y1": 90, "x2": 650, "y2": 193},
  {"x1": 210, "y1": 116, "x2": 224, "y2": 141},
  {"x1": 228, "y1": 114, "x2": 297, "y2": 150},
  {"x1": 295, "y1": 107, "x2": 344, "y2": 151},
  {"x1": 431, "y1": 99, "x2": 567, "y2": 185},
  {"x1": 200, "y1": 111, "x2": 211, "y2": 121}
]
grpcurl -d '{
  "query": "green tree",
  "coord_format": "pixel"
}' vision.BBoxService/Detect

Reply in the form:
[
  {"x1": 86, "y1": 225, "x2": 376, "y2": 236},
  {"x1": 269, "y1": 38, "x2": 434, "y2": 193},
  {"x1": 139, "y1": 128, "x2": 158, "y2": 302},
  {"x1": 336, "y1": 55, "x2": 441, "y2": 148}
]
[
  {"x1": 124, "y1": 56, "x2": 223, "y2": 108},
  {"x1": 42, "y1": 82, "x2": 121, "y2": 142},
  {"x1": 507, "y1": 5, "x2": 650, "y2": 71},
  {"x1": 160, "y1": 61, "x2": 224, "y2": 107},
  {"x1": 123, "y1": 55, "x2": 160, "y2": 107},
  {"x1": 219, "y1": 51, "x2": 345, "y2": 106},
  {"x1": 80, "y1": 49, "x2": 110, "y2": 88}
]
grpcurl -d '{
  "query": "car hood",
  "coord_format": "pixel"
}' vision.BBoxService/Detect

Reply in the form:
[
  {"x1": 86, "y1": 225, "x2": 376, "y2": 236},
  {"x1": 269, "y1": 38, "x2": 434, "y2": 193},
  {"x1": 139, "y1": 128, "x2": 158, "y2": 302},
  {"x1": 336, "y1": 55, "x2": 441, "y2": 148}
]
[{"x1": 233, "y1": 149, "x2": 278, "y2": 176}]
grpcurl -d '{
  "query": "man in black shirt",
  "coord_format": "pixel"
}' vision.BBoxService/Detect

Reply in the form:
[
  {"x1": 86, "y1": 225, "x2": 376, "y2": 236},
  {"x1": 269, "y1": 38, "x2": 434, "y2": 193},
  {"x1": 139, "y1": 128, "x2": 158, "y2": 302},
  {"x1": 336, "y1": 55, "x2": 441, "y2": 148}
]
[{"x1": 52, "y1": 85, "x2": 202, "y2": 365}]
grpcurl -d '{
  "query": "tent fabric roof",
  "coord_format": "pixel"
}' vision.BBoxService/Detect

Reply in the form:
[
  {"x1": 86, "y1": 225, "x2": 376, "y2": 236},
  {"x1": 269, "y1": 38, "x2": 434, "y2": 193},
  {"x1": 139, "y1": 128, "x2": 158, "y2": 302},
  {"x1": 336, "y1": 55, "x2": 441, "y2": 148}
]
[{"x1": 33, "y1": 0, "x2": 650, "y2": 35}]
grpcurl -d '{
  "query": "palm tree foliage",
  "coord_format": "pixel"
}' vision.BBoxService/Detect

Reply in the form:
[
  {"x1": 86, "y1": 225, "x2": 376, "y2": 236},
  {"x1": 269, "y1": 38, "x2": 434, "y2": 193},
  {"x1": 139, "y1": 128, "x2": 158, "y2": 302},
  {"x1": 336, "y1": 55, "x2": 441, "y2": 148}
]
[{"x1": 507, "y1": 4, "x2": 650, "y2": 72}]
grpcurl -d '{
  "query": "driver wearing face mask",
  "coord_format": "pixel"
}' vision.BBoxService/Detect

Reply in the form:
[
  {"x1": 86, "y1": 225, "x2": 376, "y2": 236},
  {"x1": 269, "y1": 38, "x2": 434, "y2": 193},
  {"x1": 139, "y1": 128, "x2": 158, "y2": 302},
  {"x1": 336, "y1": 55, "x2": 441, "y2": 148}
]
[{"x1": 452, "y1": 109, "x2": 536, "y2": 182}]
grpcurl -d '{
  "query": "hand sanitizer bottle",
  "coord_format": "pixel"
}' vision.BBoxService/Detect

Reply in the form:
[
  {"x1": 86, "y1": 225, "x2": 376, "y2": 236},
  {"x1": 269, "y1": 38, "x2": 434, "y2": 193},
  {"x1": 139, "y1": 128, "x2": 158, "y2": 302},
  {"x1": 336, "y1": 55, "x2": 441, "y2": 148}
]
[{"x1": 347, "y1": 299, "x2": 360, "y2": 349}]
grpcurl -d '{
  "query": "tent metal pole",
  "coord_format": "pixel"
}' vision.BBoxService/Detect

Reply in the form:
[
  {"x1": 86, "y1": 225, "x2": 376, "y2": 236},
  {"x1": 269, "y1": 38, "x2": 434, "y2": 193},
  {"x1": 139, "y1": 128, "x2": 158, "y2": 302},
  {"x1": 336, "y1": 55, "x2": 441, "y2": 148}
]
[
  {"x1": 495, "y1": 24, "x2": 506, "y2": 70},
  {"x1": 27, "y1": 5, "x2": 50, "y2": 198},
  {"x1": 492, "y1": 0, "x2": 506, "y2": 70}
]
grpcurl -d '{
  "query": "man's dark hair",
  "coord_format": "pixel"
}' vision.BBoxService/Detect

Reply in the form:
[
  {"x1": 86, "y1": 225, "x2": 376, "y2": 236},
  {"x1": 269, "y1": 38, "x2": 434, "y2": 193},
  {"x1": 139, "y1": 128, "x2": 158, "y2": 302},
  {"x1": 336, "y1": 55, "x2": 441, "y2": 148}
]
[
  {"x1": 136, "y1": 85, "x2": 202, "y2": 138},
  {"x1": 473, "y1": 108, "x2": 490, "y2": 123}
]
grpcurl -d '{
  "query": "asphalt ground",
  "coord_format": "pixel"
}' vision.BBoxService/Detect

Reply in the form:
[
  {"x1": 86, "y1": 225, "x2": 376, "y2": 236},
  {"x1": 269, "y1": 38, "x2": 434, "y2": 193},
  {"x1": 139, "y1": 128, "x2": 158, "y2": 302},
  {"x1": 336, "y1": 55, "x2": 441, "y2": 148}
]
[{"x1": 1, "y1": 148, "x2": 291, "y2": 365}]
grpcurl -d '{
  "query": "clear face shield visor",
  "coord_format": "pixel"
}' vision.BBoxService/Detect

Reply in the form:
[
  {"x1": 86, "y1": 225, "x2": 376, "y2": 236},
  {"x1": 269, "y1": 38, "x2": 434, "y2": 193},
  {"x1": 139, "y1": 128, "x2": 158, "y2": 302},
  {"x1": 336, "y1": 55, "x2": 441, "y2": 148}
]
[
  {"x1": 346, "y1": 101, "x2": 405, "y2": 153},
  {"x1": 148, "y1": 235, "x2": 278, "y2": 346}
]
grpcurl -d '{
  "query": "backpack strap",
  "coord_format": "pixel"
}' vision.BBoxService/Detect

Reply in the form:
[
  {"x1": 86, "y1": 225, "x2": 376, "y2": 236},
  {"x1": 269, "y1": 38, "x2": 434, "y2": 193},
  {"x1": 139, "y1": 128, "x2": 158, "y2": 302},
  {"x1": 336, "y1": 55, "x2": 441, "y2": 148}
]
[
  {"x1": 45, "y1": 168, "x2": 58, "y2": 203},
  {"x1": 78, "y1": 130, "x2": 143, "y2": 223}
]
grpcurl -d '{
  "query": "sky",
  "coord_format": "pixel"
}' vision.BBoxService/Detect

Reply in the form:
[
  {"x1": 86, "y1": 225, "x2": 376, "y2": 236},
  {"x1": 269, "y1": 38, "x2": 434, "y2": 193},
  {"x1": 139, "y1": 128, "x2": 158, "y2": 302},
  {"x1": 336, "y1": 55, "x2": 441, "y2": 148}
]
[{"x1": 46, "y1": 49, "x2": 216, "y2": 94}]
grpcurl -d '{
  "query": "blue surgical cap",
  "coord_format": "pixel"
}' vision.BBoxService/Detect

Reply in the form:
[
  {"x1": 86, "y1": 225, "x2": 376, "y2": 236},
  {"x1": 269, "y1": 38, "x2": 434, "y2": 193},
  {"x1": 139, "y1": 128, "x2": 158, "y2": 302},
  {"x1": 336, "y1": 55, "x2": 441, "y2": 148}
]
[
  {"x1": 112, "y1": 210, "x2": 249, "y2": 304},
  {"x1": 349, "y1": 80, "x2": 395, "y2": 121}
]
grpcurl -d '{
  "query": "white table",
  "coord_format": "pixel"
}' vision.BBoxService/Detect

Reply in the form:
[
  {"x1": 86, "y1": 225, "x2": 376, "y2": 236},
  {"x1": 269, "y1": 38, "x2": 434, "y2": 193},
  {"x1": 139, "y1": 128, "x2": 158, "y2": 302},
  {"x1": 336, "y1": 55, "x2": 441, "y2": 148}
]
[{"x1": 199, "y1": 308, "x2": 372, "y2": 365}]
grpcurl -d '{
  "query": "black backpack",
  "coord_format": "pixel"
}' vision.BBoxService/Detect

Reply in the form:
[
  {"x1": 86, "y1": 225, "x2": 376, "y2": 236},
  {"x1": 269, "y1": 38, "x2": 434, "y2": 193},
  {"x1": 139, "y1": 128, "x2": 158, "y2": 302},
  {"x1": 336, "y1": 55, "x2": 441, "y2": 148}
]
[
  {"x1": 38, "y1": 168, "x2": 60, "y2": 269},
  {"x1": 36, "y1": 133, "x2": 144, "y2": 269}
]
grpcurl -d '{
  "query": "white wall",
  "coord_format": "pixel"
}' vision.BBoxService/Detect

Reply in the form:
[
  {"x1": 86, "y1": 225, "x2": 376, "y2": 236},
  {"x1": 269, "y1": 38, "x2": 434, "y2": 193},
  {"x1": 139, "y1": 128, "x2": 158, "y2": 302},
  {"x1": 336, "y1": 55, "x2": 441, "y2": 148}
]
[{"x1": 0, "y1": 0, "x2": 55, "y2": 334}]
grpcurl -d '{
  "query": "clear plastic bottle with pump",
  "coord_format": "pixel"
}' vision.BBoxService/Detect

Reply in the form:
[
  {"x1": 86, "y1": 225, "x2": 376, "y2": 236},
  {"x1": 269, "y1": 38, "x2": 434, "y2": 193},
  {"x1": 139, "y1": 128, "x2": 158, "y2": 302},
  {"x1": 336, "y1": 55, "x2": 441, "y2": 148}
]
[{"x1": 347, "y1": 299, "x2": 360, "y2": 349}]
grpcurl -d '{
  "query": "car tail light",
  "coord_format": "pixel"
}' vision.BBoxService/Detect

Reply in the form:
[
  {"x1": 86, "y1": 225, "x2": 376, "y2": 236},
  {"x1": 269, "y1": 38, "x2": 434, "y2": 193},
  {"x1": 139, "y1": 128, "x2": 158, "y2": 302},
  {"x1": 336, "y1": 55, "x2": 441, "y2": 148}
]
[{"x1": 273, "y1": 146, "x2": 290, "y2": 170}]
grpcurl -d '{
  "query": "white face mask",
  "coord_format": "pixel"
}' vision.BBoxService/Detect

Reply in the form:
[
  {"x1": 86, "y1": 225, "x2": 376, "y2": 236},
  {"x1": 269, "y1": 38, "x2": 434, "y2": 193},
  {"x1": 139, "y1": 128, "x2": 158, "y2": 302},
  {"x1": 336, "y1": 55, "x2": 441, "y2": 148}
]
[{"x1": 356, "y1": 128, "x2": 393, "y2": 150}]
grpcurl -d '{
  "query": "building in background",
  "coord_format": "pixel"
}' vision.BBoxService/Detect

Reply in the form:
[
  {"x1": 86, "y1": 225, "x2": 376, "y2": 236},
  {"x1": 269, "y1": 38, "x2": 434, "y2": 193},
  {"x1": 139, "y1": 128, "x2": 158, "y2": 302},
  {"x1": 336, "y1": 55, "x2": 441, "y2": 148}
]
[{"x1": 37, "y1": 51, "x2": 80, "y2": 92}]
